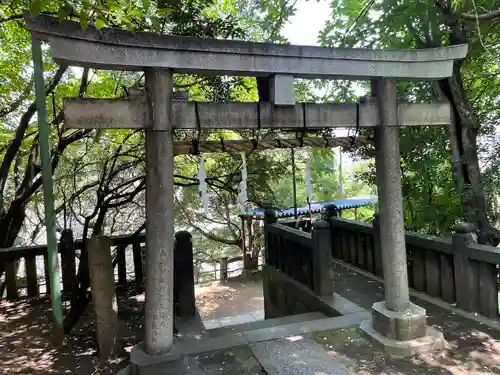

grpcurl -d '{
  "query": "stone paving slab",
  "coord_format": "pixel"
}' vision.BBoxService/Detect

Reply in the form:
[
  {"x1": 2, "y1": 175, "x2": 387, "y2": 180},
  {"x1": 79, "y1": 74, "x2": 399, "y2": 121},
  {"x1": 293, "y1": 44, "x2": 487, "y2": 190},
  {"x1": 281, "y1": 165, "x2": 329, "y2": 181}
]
[
  {"x1": 188, "y1": 345, "x2": 267, "y2": 375},
  {"x1": 173, "y1": 312, "x2": 367, "y2": 356},
  {"x1": 218, "y1": 313, "x2": 257, "y2": 327},
  {"x1": 205, "y1": 312, "x2": 327, "y2": 338},
  {"x1": 242, "y1": 312, "x2": 369, "y2": 344},
  {"x1": 250, "y1": 336, "x2": 352, "y2": 375}
]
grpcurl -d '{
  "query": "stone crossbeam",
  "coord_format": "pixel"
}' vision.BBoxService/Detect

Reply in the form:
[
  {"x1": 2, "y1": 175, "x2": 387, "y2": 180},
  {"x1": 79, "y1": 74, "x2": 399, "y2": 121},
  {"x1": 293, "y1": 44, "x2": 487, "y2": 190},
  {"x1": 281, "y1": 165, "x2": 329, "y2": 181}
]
[
  {"x1": 25, "y1": 15, "x2": 467, "y2": 79},
  {"x1": 63, "y1": 98, "x2": 451, "y2": 130}
]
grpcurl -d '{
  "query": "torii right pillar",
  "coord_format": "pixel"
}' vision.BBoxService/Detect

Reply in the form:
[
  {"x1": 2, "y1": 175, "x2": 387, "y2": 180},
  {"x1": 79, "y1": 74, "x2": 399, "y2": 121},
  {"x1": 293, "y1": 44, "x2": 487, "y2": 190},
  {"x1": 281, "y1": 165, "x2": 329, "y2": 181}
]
[{"x1": 360, "y1": 78, "x2": 446, "y2": 357}]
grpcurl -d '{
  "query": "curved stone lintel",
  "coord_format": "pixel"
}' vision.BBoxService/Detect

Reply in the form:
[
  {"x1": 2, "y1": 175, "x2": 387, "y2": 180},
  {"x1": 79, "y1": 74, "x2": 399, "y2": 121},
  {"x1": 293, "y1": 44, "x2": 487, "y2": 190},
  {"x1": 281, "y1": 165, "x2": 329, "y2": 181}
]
[{"x1": 25, "y1": 15, "x2": 468, "y2": 79}]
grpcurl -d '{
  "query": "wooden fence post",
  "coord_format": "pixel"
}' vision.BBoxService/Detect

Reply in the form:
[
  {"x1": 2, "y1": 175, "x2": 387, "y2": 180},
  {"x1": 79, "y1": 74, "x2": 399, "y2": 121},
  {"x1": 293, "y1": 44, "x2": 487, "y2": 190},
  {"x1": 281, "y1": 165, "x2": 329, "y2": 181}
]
[
  {"x1": 132, "y1": 240, "x2": 144, "y2": 283},
  {"x1": 311, "y1": 220, "x2": 334, "y2": 296},
  {"x1": 87, "y1": 236, "x2": 118, "y2": 361},
  {"x1": 323, "y1": 204, "x2": 340, "y2": 259},
  {"x1": 43, "y1": 253, "x2": 51, "y2": 295},
  {"x1": 174, "y1": 231, "x2": 196, "y2": 317},
  {"x1": 60, "y1": 229, "x2": 75, "y2": 302},
  {"x1": 219, "y1": 257, "x2": 229, "y2": 281},
  {"x1": 452, "y1": 223, "x2": 480, "y2": 313},
  {"x1": 4, "y1": 261, "x2": 18, "y2": 299},
  {"x1": 116, "y1": 244, "x2": 127, "y2": 285},
  {"x1": 25, "y1": 255, "x2": 39, "y2": 297},
  {"x1": 263, "y1": 209, "x2": 277, "y2": 265}
]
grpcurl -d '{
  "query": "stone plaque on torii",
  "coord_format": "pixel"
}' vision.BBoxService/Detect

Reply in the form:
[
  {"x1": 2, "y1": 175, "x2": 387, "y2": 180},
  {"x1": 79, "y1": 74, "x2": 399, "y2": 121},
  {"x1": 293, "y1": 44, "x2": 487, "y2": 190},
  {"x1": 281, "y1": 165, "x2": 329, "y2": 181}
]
[{"x1": 25, "y1": 14, "x2": 467, "y2": 366}]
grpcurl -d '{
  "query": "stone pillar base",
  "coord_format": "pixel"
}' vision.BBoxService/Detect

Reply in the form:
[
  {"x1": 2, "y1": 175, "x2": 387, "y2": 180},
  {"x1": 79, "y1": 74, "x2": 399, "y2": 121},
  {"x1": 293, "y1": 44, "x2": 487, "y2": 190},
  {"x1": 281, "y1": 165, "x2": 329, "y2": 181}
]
[
  {"x1": 130, "y1": 342, "x2": 184, "y2": 375},
  {"x1": 359, "y1": 301, "x2": 446, "y2": 358}
]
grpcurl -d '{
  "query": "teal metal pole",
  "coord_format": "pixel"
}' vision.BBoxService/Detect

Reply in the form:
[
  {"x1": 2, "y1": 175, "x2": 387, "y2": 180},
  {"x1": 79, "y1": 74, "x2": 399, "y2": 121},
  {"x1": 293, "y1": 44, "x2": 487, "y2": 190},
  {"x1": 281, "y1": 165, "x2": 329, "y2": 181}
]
[{"x1": 31, "y1": 38, "x2": 64, "y2": 343}]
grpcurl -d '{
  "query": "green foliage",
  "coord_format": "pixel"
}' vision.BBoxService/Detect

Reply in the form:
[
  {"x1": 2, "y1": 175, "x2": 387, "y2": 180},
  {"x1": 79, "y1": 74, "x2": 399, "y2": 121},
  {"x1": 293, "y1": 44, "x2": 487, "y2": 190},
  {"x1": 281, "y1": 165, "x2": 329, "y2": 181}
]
[
  {"x1": 0, "y1": 0, "x2": 373, "y2": 258},
  {"x1": 315, "y1": 0, "x2": 500, "y2": 236}
]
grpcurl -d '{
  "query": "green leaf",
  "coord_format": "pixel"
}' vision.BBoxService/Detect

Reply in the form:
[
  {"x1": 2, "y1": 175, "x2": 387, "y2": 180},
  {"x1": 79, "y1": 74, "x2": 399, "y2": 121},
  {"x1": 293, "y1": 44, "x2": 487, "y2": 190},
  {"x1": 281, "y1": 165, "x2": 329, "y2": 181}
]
[
  {"x1": 157, "y1": 8, "x2": 173, "y2": 15},
  {"x1": 57, "y1": 3, "x2": 73, "y2": 20},
  {"x1": 95, "y1": 18, "x2": 106, "y2": 29},
  {"x1": 109, "y1": 3, "x2": 121, "y2": 12},
  {"x1": 120, "y1": 16, "x2": 132, "y2": 25},
  {"x1": 80, "y1": 12, "x2": 88, "y2": 30},
  {"x1": 143, "y1": 0, "x2": 150, "y2": 10},
  {"x1": 30, "y1": 0, "x2": 42, "y2": 16}
]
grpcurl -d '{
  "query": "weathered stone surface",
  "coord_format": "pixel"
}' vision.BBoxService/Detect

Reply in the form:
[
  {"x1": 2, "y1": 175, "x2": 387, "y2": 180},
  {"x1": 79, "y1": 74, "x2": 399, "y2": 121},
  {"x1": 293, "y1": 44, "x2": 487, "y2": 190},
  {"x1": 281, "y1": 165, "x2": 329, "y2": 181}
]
[
  {"x1": 131, "y1": 343, "x2": 181, "y2": 367},
  {"x1": 204, "y1": 312, "x2": 326, "y2": 338},
  {"x1": 188, "y1": 345, "x2": 266, "y2": 375},
  {"x1": 371, "y1": 301, "x2": 427, "y2": 341},
  {"x1": 243, "y1": 313, "x2": 369, "y2": 344},
  {"x1": 360, "y1": 320, "x2": 446, "y2": 358},
  {"x1": 87, "y1": 236, "x2": 118, "y2": 361},
  {"x1": 270, "y1": 74, "x2": 295, "y2": 106},
  {"x1": 26, "y1": 15, "x2": 467, "y2": 79},
  {"x1": 373, "y1": 78, "x2": 410, "y2": 312},
  {"x1": 250, "y1": 337, "x2": 351, "y2": 375},
  {"x1": 144, "y1": 68, "x2": 175, "y2": 354},
  {"x1": 63, "y1": 98, "x2": 454, "y2": 130}
]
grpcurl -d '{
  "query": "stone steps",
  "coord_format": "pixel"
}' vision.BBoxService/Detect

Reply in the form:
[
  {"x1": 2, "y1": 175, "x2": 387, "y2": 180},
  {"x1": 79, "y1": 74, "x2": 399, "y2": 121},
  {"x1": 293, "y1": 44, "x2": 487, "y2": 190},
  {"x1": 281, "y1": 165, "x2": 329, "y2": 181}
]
[
  {"x1": 203, "y1": 312, "x2": 327, "y2": 338},
  {"x1": 127, "y1": 311, "x2": 370, "y2": 374}
]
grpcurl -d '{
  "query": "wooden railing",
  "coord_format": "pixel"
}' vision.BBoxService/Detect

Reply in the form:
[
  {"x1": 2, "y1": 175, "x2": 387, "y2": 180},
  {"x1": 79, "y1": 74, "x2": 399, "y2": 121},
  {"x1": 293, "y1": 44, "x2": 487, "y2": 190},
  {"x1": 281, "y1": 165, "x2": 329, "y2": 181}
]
[
  {"x1": 329, "y1": 217, "x2": 500, "y2": 320},
  {"x1": 0, "y1": 232, "x2": 146, "y2": 300},
  {"x1": 0, "y1": 230, "x2": 259, "y2": 301},
  {"x1": 266, "y1": 223, "x2": 314, "y2": 290},
  {"x1": 194, "y1": 255, "x2": 264, "y2": 284},
  {"x1": 264, "y1": 216, "x2": 333, "y2": 296}
]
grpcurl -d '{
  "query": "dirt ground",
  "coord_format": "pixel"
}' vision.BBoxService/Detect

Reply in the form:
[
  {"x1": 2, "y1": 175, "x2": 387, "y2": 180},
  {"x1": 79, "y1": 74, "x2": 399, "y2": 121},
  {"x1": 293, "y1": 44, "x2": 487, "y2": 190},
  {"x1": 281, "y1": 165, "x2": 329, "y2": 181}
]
[
  {"x1": 195, "y1": 277, "x2": 264, "y2": 320},
  {"x1": 2, "y1": 265, "x2": 500, "y2": 375},
  {"x1": 313, "y1": 325, "x2": 500, "y2": 375},
  {"x1": 0, "y1": 277, "x2": 264, "y2": 375}
]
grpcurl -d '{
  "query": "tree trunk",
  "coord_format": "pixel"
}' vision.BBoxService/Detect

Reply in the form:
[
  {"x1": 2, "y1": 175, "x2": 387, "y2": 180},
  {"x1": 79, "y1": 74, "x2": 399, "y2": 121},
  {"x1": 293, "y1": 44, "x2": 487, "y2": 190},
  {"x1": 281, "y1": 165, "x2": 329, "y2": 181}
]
[{"x1": 438, "y1": 60, "x2": 500, "y2": 245}]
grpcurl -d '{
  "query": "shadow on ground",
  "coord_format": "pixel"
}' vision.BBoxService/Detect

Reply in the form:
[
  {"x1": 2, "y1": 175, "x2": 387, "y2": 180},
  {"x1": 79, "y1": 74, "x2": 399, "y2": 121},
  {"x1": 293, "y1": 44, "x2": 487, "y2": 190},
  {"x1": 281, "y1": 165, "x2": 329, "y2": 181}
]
[
  {"x1": 0, "y1": 277, "x2": 264, "y2": 374},
  {"x1": 327, "y1": 263, "x2": 500, "y2": 375},
  {"x1": 313, "y1": 325, "x2": 500, "y2": 375},
  {"x1": 0, "y1": 285, "x2": 145, "y2": 375}
]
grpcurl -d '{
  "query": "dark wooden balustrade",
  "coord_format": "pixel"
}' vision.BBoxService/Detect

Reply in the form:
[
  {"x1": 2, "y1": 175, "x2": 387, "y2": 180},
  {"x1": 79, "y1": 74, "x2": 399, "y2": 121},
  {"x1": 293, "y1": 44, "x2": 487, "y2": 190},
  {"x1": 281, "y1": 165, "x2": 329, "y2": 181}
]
[
  {"x1": 0, "y1": 232, "x2": 146, "y2": 300},
  {"x1": 0, "y1": 230, "x2": 257, "y2": 301},
  {"x1": 265, "y1": 218, "x2": 333, "y2": 296},
  {"x1": 328, "y1": 216, "x2": 500, "y2": 320},
  {"x1": 266, "y1": 223, "x2": 315, "y2": 289}
]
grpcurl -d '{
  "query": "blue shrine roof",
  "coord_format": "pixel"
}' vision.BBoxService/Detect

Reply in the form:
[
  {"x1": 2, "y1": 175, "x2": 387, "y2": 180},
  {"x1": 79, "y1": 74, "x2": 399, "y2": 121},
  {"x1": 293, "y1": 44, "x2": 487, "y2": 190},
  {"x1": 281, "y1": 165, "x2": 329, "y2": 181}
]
[{"x1": 245, "y1": 196, "x2": 378, "y2": 218}]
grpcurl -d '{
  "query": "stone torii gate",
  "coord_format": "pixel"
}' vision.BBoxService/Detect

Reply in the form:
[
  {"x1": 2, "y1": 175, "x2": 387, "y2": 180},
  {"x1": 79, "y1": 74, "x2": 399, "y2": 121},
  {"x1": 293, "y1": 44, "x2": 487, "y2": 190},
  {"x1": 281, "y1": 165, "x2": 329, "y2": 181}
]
[{"x1": 25, "y1": 14, "x2": 467, "y2": 365}]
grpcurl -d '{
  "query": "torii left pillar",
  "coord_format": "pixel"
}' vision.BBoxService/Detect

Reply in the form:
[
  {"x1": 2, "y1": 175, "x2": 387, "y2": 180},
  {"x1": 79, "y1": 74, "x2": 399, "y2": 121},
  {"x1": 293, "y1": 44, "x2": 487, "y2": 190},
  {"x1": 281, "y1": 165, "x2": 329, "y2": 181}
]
[
  {"x1": 144, "y1": 68, "x2": 175, "y2": 355},
  {"x1": 131, "y1": 69, "x2": 182, "y2": 373}
]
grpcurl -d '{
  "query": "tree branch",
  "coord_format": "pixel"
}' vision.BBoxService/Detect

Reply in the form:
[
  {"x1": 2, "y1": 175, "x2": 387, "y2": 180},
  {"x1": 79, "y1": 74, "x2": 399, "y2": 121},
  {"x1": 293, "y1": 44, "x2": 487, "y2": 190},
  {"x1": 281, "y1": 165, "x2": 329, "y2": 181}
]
[
  {"x1": 462, "y1": 10, "x2": 500, "y2": 21},
  {"x1": 0, "y1": 65, "x2": 67, "y2": 213},
  {"x1": 175, "y1": 196, "x2": 240, "y2": 246},
  {"x1": 0, "y1": 77, "x2": 34, "y2": 119},
  {"x1": 0, "y1": 14, "x2": 23, "y2": 25}
]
